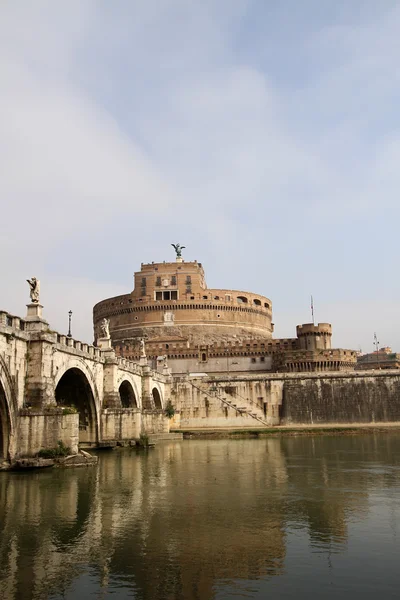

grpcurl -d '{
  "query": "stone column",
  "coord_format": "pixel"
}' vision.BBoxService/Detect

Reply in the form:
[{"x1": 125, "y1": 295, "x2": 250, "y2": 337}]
[
  {"x1": 141, "y1": 366, "x2": 155, "y2": 409},
  {"x1": 25, "y1": 303, "x2": 48, "y2": 332},
  {"x1": 101, "y1": 345, "x2": 121, "y2": 408},
  {"x1": 266, "y1": 380, "x2": 283, "y2": 426},
  {"x1": 24, "y1": 304, "x2": 57, "y2": 408}
]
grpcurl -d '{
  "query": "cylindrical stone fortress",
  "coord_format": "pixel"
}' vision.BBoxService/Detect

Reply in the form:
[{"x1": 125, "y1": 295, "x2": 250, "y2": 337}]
[{"x1": 93, "y1": 259, "x2": 273, "y2": 346}]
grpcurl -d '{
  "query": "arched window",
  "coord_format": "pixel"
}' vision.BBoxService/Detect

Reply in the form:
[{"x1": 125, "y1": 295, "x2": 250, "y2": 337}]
[{"x1": 237, "y1": 296, "x2": 248, "y2": 304}]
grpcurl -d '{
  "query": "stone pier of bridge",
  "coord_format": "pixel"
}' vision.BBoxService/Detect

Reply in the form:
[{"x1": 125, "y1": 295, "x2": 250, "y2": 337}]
[{"x1": 0, "y1": 304, "x2": 174, "y2": 463}]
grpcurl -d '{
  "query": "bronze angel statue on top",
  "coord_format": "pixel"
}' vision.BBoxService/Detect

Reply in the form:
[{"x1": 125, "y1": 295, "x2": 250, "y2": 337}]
[{"x1": 171, "y1": 243, "x2": 185, "y2": 258}]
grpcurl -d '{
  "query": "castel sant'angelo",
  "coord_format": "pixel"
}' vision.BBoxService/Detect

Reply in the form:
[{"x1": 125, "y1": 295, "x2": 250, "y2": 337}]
[{"x1": 93, "y1": 245, "x2": 357, "y2": 374}]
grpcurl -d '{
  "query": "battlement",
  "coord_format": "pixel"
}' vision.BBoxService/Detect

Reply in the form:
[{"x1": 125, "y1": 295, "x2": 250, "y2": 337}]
[
  {"x1": 296, "y1": 323, "x2": 332, "y2": 351},
  {"x1": 283, "y1": 348, "x2": 357, "y2": 373},
  {"x1": 116, "y1": 337, "x2": 300, "y2": 361},
  {"x1": 296, "y1": 323, "x2": 332, "y2": 336}
]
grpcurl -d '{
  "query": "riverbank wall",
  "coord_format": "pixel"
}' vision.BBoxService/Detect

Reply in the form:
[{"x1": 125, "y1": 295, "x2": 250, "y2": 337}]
[{"x1": 171, "y1": 371, "x2": 400, "y2": 428}]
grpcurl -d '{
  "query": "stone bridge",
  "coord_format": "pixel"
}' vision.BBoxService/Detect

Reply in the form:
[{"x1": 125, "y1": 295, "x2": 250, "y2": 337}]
[{"x1": 0, "y1": 304, "x2": 173, "y2": 463}]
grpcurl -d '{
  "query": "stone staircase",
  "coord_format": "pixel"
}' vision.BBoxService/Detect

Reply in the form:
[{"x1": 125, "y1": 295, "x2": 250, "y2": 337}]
[{"x1": 189, "y1": 381, "x2": 268, "y2": 427}]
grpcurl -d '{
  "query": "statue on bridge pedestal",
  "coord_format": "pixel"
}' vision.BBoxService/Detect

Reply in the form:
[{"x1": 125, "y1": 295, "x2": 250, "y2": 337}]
[
  {"x1": 27, "y1": 277, "x2": 40, "y2": 304},
  {"x1": 140, "y1": 338, "x2": 146, "y2": 357},
  {"x1": 100, "y1": 318, "x2": 110, "y2": 339}
]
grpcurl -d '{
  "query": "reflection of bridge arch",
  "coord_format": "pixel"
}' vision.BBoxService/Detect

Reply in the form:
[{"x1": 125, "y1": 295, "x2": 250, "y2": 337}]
[
  {"x1": 55, "y1": 363, "x2": 99, "y2": 445},
  {"x1": 0, "y1": 356, "x2": 16, "y2": 460},
  {"x1": 119, "y1": 380, "x2": 139, "y2": 408}
]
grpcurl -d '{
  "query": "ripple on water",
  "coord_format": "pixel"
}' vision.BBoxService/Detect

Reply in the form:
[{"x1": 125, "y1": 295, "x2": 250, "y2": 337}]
[{"x1": 2, "y1": 436, "x2": 400, "y2": 599}]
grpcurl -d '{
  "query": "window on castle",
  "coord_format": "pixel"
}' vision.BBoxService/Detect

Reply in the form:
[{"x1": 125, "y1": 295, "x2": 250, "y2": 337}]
[
  {"x1": 141, "y1": 277, "x2": 146, "y2": 287},
  {"x1": 171, "y1": 275, "x2": 177, "y2": 285},
  {"x1": 155, "y1": 290, "x2": 178, "y2": 301},
  {"x1": 251, "y1": 358, "x2": 256, "y2": 363},
  {"x1": 156, "y1": 276, "x2": 161, "y2": 286},
  {"x1": 186, "y1": 276, "x2": 192, "y2": 284},
  {"x1": 260, "y1": 356, "x2": 265, "y2": 363}
]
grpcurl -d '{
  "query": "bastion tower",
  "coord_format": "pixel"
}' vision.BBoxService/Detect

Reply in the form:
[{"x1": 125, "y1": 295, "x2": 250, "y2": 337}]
[{"x1": 93, "y1": 249, "x2": 273, "y2": 348}]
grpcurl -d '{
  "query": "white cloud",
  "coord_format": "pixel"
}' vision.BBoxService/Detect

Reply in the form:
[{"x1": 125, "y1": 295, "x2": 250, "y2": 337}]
[{"x1": 1, "y1": 0, "x2": 400, "y2": 350}]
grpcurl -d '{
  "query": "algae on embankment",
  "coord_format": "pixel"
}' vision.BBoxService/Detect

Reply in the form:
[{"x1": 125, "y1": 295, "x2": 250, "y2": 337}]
[{"x1": 174, "y1": 423, "x2": 400, "y2": 439}]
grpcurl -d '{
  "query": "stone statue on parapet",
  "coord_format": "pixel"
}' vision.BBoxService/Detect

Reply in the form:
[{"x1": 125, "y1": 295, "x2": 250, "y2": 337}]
[
  {"x1": 100, "y1": 318, "x2": 110, "y2": 339},
  {"x1": 171, "y1": 243, "x2": 185, "y2": 258},
  {"x1": 140, "y1": 338, "x2": 146, "y2": 357},
  {"x1": 27, "y1": 277, "x2": 40, "y2": 303}
]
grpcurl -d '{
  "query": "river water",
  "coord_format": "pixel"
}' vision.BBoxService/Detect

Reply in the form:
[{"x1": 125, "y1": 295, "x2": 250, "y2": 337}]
[{"x1": 1, "y1": 434, "x2": 400, "y2": 599}]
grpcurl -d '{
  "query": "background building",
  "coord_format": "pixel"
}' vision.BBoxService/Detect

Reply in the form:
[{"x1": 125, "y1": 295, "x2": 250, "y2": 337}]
[{"x1": 356, "y1": 347, "x2": 400, "y2": 370}]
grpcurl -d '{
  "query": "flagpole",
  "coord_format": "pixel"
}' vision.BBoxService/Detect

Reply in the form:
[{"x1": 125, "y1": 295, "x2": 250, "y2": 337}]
[{"x1": 311, "y1": 295, "x2": 315, "y2": 325}]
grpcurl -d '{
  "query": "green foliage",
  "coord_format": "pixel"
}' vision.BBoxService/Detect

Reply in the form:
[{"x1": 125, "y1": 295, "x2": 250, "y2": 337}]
[
  {"x1": 38, "y1": 440, "x2": 71, "y2": 459},
  {"x1": 61, "y1": 405, "x2": 78, "y2": 415},
  {"x1": 164, "y1": 401, "x2": 175, "y2": 419},
  {"x1": 138, "y1": 433, "x2": 150, "y2": 447}
]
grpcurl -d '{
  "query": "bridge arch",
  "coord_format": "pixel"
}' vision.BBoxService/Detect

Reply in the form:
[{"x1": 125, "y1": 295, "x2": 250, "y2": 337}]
[
  {"x1": 54, "y1": 362, "x2": 99, "y2": 446},
  {"x1": 117, "y1": 372, "x2": 141, "y2": 408},
  {"x1": 152, "y1": 385, "x2": 163, "y2": 409},
  {"x1": 119, "y1": 380, "x2": 139, "y2": 408},
  {"x1": 0, "y1": 381, "x2": 10, "y2": 460},
  {"x1": 0, "y1": 357, "x2": 16, "y2": 461}
]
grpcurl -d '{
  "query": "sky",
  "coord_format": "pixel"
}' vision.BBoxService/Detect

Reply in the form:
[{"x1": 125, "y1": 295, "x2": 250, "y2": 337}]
[{"x1": 1, "y1": 0, "x2": 400, "y2": 353}]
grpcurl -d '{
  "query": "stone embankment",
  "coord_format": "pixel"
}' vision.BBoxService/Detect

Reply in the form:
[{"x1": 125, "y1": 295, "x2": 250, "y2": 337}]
[
  {"x1": 176, "y1": 422, "x2": 400, "y2": 438},
  {"x1": 171, "y1": 370, "x2": 400, "y2": 430}
]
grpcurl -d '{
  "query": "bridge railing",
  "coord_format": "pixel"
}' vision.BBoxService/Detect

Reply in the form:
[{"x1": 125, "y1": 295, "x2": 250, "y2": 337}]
[
  {"x1": 55, "y1": 334, "x2": 102, "y2": 360},
  {"x1": 116, "y1": 356, "x2": 142, "y2": 375},
  {"x1": 0, "y1": 310, "x2": 27, "y2": 332}
]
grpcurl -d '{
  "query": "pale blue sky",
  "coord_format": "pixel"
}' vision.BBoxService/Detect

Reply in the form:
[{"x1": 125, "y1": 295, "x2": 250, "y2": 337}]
[{"x1": 1, "y1": 1, "x2": 400, "y2": 352}]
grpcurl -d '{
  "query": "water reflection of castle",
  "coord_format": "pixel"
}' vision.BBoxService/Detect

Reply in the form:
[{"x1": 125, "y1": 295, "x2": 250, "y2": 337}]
[{"x1": 1, "y1": 436, "x2": 394, "y2": 600}]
